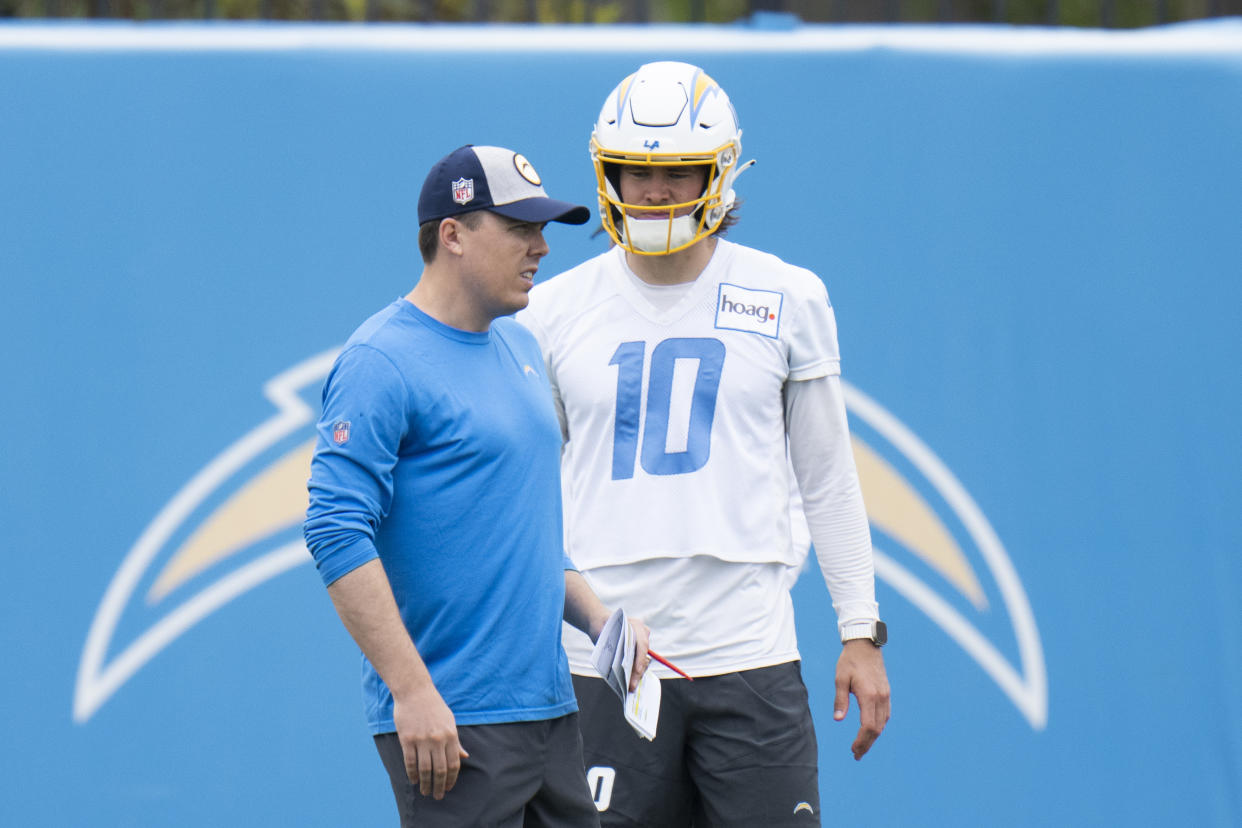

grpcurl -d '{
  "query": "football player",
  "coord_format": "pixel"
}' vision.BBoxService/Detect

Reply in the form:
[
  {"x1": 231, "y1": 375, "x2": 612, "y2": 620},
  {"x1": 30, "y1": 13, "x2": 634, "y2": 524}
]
[{"x1": 517, "y1": 62, "x2": 890, "y2": 827}]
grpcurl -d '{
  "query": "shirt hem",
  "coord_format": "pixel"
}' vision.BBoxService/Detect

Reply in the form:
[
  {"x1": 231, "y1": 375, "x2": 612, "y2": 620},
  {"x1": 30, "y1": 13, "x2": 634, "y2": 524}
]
[
  {"x1": 367, "y1": 699, "x2": 578, "y2": 735},
  {"x1": 568, "y1": 650, "x2": 802, "y2": 680}
]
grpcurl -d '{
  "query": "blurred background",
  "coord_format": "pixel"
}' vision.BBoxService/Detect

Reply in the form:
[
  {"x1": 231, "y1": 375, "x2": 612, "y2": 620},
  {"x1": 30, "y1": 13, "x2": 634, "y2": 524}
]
[
  {"x1": 3, "y1": 10, "x2": 1241, "y2": 828},
  {"x1": 4, "y1": 0, "x2": 1242, "y2": 26}
]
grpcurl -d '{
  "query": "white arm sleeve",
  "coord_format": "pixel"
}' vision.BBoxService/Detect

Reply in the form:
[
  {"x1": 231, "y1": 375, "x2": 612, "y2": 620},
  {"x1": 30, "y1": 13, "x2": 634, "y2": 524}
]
[{"x1": 785, "y1": 374, "x2": 880, "y2": 633}]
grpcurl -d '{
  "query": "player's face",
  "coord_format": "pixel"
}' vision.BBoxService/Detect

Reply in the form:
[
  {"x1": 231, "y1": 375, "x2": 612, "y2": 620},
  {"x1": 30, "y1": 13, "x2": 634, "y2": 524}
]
[
  {"x1": 617, "y1": 164, "x2": 709, "y2": 218},
  {"x1": 457, "y1": 210, "x2": 549, "y2": 323}
]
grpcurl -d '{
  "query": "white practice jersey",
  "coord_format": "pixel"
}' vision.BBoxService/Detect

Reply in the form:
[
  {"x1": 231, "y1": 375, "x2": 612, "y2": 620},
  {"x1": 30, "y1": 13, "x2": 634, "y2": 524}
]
[{"x1": 519, "y1": 240, "x2": 863, "y2": 677}]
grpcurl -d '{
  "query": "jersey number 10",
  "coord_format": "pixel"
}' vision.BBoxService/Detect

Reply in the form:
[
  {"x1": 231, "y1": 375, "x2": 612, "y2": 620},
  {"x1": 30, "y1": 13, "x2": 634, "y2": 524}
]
[{"x1": 609, "y1": 338, "x2": 725, "y2": 480}]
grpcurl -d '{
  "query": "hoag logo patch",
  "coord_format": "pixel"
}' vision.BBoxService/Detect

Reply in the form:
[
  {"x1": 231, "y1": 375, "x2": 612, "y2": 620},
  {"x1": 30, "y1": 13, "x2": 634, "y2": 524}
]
[{"x1": 715, "y1": 283, "x2": 782, "y2": 338}]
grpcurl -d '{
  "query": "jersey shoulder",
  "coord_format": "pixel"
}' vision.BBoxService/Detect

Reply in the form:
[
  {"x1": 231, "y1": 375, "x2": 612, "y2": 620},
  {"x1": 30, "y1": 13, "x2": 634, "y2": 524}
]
[
  {"x1": 721, "y1": 241, "x2": 831, "y2": 304},
  {"x1": 342, "y1": 299, "x2": 407, "y2": 351},
  {"x1": 492, "y1": 314, "x2": 543, "y2": 362},
  {"x1": 523, "y1": 248, "x2": 621, "y2": 331},
  {"x1": 492, "y1": 314, "x2": 537, "y2": 344}
]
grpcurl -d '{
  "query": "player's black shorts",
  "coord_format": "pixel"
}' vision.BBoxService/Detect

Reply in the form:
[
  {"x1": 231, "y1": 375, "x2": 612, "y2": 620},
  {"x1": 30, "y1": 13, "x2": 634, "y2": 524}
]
[
  {"x1": 374, "y1": 712, "x2": 600, "y2": 828},
  {"x1": 573, "y1": 661, "x2": 821, "y2": 827}
]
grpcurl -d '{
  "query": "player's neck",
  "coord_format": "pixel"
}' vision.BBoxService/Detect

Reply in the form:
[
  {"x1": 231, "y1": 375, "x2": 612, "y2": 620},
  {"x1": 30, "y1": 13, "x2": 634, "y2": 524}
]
[
  {"x1": 405, "y1": 273, "x2": 490, "y2": 333},
  {"x1": 624, "y1": 236, "x2": 717, "y2": 286}
]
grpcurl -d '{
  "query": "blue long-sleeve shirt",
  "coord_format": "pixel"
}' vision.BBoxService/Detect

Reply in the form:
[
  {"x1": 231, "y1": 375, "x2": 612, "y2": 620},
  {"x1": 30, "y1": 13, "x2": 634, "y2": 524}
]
[{"x1": 304, "y1": 299, "x2": 576, "y2": 733}]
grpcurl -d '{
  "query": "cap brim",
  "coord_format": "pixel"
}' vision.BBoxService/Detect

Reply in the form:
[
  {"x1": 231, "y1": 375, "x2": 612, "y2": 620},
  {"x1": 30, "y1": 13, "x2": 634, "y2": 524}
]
[{"x1": 491, "y1": 197, "x2": 592, "y2": 226}]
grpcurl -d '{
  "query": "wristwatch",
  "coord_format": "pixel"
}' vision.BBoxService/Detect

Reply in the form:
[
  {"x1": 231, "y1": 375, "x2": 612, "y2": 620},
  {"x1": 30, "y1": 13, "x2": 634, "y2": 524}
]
[{"x1": 841, "y1": 620, "x2": 887, "y2": 647}]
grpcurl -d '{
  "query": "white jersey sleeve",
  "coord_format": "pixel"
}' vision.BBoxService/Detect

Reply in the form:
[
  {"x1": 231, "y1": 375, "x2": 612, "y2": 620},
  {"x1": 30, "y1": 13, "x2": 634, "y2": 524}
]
[{"x1": 786, "y1": 273, "x2": 841, "y2": 381}]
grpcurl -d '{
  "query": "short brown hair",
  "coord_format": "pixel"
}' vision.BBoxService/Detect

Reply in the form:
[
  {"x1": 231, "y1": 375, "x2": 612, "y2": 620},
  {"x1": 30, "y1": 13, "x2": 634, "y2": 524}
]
[{"x1": 418, "y1": 211, "x2": 485, "y2": 264}]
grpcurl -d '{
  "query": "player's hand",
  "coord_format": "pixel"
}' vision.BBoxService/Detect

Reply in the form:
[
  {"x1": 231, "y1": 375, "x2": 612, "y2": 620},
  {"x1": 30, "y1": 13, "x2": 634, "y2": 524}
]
[
  {"x1": 393, "y1": 686, "x2": 469, "y2": 800},
  {"x1": 628, "y1": 618, "x2": 652, "y2": 692},
  {"x1": 833, "y1": 641, "x2": 891, "y2": 760}
]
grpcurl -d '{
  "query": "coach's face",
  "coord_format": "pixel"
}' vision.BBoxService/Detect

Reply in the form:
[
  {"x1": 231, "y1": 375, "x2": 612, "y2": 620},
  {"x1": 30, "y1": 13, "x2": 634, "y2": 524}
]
[{"x1": 457, "y1": 210, "x2": 549, "y2": 323}]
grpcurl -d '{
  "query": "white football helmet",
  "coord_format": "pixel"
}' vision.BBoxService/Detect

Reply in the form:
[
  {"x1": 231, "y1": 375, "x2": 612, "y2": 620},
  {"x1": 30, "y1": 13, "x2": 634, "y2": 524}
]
[{"x1": 590, "y1": 61, "x2": 751, "y2": 255}]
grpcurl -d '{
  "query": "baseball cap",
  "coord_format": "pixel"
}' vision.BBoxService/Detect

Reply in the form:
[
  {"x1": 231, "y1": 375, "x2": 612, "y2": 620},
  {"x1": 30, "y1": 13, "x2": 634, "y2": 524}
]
[{"x1": 417, "y1": 145, "x2": 591, "y2": 226}]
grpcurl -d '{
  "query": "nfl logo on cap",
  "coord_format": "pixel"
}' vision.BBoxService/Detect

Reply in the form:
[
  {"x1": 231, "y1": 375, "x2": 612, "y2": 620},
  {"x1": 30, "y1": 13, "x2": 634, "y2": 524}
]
[
  {"x1": 417, "y1": 145, "x2": 590, "y2": 227},
  {"x1": 452, "y1": 177, "x2": 474, "y2": 205}
]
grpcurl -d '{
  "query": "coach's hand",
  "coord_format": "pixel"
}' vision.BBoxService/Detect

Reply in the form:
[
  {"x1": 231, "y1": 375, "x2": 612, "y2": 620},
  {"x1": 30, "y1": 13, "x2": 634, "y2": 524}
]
[
  {"x1": 394, "y1": 686, "x2": 469, "y2": 800},
  {"x1": 834, "y1": 642, "x2": 891, "y2": 760},
  {"x1": 627, "y1": 618, "x2": 652, "y2": 692}
]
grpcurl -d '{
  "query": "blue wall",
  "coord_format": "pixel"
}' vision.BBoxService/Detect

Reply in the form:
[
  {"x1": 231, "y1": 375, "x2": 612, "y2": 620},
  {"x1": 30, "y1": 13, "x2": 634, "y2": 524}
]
[{"x1": 3, "y1": 20, "x2": 1241, "y2": 826}]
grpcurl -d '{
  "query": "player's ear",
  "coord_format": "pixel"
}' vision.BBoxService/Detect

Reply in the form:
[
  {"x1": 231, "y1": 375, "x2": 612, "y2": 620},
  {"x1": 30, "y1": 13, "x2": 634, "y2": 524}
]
[{"x1": 438, "y1": 217, "x2": 466, "y2": 257}]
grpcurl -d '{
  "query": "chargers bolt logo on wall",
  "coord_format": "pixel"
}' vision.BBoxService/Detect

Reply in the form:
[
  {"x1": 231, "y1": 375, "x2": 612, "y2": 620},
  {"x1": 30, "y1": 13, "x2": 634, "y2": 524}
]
[
  {"x1": 452, "y1": 177, "x2": 474, "y2": 205},
  {"x1": 75, "y1": 350, "x2": 1047, "y2": 733}
]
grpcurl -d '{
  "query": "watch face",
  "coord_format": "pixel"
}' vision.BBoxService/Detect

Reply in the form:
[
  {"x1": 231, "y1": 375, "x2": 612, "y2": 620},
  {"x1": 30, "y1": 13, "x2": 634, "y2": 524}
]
[{"x1": 873, "y1": 621, "x2": 888, "y2": 646}]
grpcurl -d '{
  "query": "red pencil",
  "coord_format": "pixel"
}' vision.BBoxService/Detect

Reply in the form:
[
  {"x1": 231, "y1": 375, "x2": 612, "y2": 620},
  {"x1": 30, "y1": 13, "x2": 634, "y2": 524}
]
[{"x1": 648, "y1": 649, "x2": 693, "y2": 681}]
